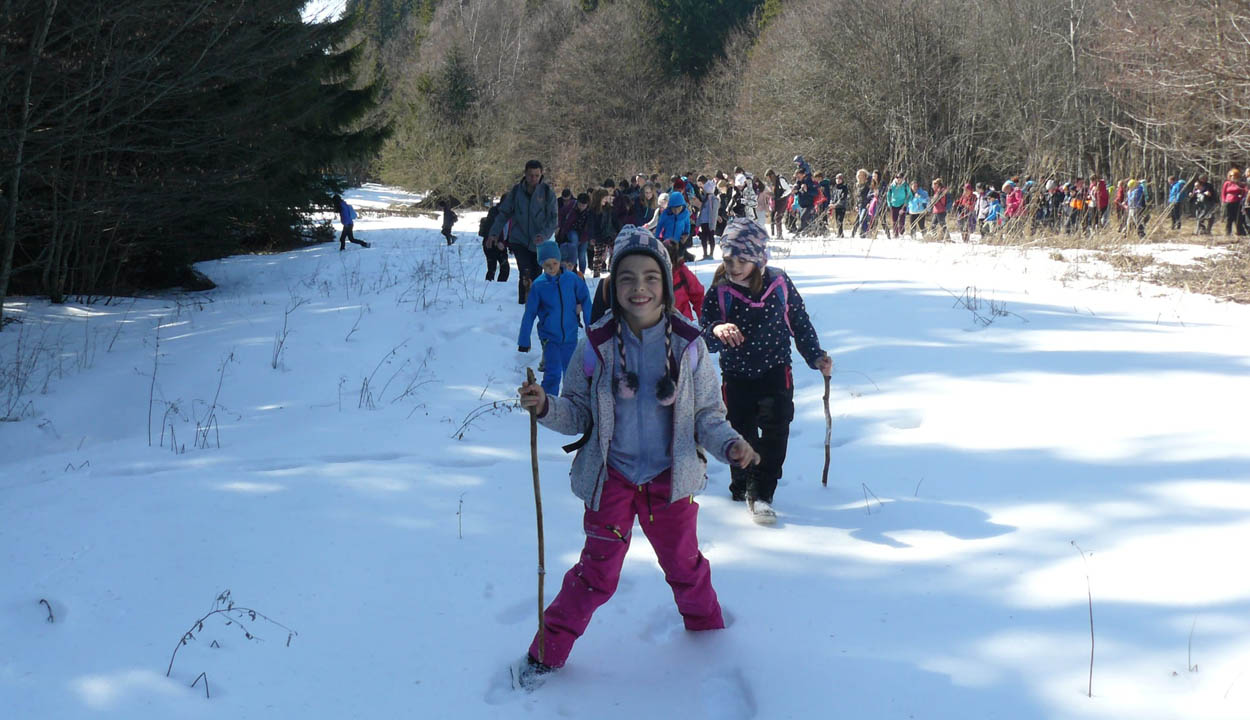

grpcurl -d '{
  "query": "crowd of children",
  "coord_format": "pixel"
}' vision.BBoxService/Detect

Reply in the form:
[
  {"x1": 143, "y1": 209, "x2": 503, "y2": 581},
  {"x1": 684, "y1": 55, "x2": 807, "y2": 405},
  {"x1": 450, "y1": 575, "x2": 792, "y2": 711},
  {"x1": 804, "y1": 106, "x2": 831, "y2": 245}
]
[{"x1": 844, "y1": 168, "x2": 1250, "y2": 240}]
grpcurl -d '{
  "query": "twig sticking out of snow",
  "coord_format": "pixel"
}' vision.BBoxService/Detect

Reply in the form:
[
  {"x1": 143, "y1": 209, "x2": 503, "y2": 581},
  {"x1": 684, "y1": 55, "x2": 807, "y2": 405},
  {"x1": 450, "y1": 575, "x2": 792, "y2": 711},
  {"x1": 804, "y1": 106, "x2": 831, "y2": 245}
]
[
  {"x1": 1071, "y1": 541, "x2": 1095, "y2": 698},
  {"x1": 166, "y1": 590, "x2": 298, "y2": 681}
]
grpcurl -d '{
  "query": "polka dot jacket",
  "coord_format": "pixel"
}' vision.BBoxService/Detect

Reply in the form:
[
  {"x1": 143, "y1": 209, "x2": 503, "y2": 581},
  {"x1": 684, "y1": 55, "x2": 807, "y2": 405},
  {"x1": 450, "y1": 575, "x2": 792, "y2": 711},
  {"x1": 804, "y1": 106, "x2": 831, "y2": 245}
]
[{"x1": 699, "y1": 267, "x2": 825, "y2": 379}]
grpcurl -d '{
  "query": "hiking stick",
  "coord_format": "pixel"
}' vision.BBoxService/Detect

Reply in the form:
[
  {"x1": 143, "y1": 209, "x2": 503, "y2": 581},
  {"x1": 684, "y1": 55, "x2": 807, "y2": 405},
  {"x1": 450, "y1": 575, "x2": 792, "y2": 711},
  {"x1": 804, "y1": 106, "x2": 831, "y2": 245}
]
[
  {"x1": 821, "y1": 374, "x2": 832, "y2": 487},
  {"x1": 525, "y1": 367, "x2": 546, "y2": 663}
]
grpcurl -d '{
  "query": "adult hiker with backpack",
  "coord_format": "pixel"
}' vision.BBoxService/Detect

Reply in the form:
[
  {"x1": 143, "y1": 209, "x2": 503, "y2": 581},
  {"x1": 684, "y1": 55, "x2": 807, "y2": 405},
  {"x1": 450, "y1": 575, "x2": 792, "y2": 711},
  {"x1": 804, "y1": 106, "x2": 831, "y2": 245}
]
[
  {"x1": 488, "y1": 160, "x2": 559, "y2": 304},
  {"x1": 700, "y1": 219, "x2": 834, "y2": 524}
]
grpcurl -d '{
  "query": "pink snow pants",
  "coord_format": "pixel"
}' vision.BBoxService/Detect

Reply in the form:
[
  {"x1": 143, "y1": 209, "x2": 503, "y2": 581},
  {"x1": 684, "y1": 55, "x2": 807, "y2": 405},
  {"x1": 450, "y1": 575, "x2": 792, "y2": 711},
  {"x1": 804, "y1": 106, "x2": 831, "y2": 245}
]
[{"x1": 528, "y1": 467, "x2": 724, "y2": 668}]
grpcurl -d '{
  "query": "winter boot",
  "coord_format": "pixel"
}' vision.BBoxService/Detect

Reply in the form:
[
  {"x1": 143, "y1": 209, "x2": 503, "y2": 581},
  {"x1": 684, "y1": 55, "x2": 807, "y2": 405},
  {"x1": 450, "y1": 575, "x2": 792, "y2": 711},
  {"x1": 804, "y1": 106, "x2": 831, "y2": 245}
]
[
  {"x1": 748, "y1": 498, "x2": 777, "y2": 525},
  {"x1": 729, "y1": 464, "x2": 755, "y2": 502},
  {"x1": 509, "y1": 655, "x2": 554, "y2": 692}
]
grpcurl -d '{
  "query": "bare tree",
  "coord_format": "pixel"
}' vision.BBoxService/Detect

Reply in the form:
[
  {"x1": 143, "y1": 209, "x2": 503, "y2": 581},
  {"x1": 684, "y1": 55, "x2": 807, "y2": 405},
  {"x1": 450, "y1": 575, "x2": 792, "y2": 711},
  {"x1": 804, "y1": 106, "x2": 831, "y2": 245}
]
[{"x1": 1099, "y1": 0, "x2": 1250, "y2": 172}]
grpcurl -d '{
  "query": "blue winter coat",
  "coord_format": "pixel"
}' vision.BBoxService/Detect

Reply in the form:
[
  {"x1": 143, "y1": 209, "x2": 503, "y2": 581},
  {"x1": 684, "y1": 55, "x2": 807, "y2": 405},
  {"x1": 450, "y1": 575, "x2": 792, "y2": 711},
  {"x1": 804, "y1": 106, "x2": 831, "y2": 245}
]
[
  {"x1": 1169, "y1": 180, "x2": 1187, "y2": 204},
  {"x1": 338, "y1": 199, "x2": 356, "y2": 225},
  {"x1": 907, "y1": 189, "x2": 930, "y2": 214},
  {"x1": 518, "y1": 269, "x2": 593, "y2": 349},
  {"x1": 655, "y1": 194, "x2": 692, "y2": 243}
]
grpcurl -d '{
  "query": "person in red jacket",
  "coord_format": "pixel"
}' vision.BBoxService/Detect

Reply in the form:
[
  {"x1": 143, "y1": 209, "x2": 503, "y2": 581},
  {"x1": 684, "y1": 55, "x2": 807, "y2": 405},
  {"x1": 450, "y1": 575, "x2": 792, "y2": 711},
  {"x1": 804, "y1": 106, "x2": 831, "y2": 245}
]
[
  {"x1": 667, "y1": 241, "x2": 705, "y2": 320},
  {"x1": 1221, "y1": 168, "x2": 1246, "y2": 236},
  {"x1": 930, "y1": 178, "x2": 949, "y2": 241},
  {"x1": 1091, "y1": 176, "x2": 1110, "y2": 228}
]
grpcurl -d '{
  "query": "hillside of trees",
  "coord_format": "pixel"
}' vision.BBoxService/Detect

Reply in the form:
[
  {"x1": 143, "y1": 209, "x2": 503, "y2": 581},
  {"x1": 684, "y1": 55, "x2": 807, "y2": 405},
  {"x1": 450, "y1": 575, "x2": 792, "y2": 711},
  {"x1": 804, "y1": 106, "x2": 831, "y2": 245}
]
[
  {"x1": 350, "y1": 0, "x2": 1250, "y2": 198},
  {"x1": 3, "y1": 0, "x2": 1247, "y2": 320}
]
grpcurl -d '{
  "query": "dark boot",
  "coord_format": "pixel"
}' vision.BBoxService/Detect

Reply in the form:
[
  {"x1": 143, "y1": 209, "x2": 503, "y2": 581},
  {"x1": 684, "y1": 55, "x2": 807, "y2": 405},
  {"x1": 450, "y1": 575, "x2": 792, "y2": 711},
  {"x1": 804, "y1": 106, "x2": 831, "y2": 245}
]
[{"x1": 729, "y1": 465, "x2": 755, "y2": 502}]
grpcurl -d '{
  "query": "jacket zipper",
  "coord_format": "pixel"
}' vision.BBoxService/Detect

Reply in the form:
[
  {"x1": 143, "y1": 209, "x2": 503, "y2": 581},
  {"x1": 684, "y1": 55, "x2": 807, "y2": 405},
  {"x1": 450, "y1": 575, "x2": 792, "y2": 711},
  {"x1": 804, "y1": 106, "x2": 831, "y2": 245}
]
[{"x1": 556, "y1": 277, "x2": 566, "y2": 343}]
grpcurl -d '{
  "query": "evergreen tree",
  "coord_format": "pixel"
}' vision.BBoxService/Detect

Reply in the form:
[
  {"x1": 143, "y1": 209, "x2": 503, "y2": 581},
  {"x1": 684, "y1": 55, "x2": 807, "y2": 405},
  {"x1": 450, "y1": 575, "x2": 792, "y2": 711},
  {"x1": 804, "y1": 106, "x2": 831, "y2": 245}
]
[
  {"x1": 645, "y1": 0, "x2": 764, "y2": 76},
  {"x1": 0, "y1": 0, "x2": 389, "y2": 315}
]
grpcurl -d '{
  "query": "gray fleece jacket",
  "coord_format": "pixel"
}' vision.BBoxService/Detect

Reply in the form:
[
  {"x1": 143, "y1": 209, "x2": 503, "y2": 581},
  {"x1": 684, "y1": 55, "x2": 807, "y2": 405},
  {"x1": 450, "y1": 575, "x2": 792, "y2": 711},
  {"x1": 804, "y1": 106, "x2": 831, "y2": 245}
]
[
  {"x1": 489, "y1": 180, "x2": 559, "y2": 252},
  {"x1": 538, "y1": 312, "x2": 742, "y2": 511}
]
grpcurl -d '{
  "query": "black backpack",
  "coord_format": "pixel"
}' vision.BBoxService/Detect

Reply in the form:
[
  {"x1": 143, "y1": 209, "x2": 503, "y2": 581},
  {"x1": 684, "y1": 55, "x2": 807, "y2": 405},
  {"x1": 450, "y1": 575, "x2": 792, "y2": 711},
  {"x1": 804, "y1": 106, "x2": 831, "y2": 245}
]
[{"x1": 478, "y1": 206, "x2": 499, "y2": 237}]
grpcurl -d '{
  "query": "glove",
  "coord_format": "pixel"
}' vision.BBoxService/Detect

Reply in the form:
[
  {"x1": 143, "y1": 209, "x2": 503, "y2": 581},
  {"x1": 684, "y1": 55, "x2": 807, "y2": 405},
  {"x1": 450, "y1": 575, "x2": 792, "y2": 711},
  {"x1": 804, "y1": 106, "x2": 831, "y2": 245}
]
[{"x1": 519, "y1": 346, "x2": 530, "y2": 353}]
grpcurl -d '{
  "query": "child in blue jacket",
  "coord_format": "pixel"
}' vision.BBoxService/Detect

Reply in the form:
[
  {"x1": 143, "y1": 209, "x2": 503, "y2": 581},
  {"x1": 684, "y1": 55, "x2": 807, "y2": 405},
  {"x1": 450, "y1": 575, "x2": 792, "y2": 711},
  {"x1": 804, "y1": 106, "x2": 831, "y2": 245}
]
[
  {"x1": 654, "y1": 191, "x2": 692, "y2": 250},
  {"x1": 334, "y1": 194, "x2": 369, "y2": 250},
  {"x1": 519, "y1": 241, "x2": 593, "y2": 394}
]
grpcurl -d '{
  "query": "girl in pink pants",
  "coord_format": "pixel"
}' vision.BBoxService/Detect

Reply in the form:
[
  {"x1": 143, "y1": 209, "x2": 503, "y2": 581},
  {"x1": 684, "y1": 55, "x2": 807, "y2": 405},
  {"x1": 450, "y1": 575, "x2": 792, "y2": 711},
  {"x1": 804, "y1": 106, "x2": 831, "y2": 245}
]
[{"x1": 517, "y1": 226, "x2": 759, "y2": 687}]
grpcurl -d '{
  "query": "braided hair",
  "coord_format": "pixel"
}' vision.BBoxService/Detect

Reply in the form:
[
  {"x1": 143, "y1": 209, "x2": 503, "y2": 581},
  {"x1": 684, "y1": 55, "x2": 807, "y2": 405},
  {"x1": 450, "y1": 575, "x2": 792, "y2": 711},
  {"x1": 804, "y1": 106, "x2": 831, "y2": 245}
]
[{"x1": 613, "y1": 313, "x2": 676, "y2": 406}]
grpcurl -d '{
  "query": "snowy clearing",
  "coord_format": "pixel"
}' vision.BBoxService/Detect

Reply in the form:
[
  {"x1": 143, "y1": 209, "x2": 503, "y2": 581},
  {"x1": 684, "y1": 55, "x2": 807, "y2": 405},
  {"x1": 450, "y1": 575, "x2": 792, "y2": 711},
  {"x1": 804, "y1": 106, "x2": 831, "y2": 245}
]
[{"x1": 3, "y1": 186, "x2": 1249, "y2": 719}]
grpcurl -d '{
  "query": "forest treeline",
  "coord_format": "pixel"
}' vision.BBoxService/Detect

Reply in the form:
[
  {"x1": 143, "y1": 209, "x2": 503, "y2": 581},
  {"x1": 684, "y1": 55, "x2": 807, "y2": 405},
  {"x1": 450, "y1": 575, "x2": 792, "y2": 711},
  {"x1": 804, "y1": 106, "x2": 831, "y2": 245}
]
[
  {"x1": 0, "y1": 0, "x2": 388, "y2": 324},
  {"x1": 3, "y1": 0, "x2": 1247, "y2": 320},
  {"x1": 354, "y1": 0, "x2": 1250, "y2": 201}
]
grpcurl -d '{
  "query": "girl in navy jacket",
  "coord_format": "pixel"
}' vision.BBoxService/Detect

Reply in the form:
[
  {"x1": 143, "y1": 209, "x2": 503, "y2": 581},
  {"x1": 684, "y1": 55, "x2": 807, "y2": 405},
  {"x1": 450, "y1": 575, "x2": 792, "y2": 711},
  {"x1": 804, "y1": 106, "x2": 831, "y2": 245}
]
[{"x1": 699, "y1": 219, "x2": 832, "y2": 522}]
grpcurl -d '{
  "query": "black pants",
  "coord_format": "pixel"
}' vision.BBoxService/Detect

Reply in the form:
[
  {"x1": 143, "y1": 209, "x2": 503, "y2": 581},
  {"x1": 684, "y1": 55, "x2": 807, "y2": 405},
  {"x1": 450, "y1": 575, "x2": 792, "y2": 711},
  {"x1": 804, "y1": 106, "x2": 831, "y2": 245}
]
[
  {"x1": 833, "y1": 207, "x2": 847, "y2": 237},
  {"x1": 1170, "y1": 202, "x2": 1183, "y2": 230},
  {"x1": 723, "y1": 365, "x2": 794, "y2": 504},
  {"x1": 771, "y1": 207, "x2": 786, "y2": 238},
  {"x1": 339, "y1": 224, "x2": 366, "y2": 249},
  {"x1": 699, "y1": 223, "x2": 716, "y2": 257},
  {"x1": 1224, "y1": 202, "x2": 1242, "y2": 235},
  {"x1": 512, "y1": 244, "x2": 540, "y2": 303},
  {"x1": 483, "y1": 241, "x2": 509, "y2": 282},
  {"x1": 442, "y1": 226, "x2": 455, "y2": 244},
  {"x1": 908, "y1": 213, "x2": 926, "y2": 236}
]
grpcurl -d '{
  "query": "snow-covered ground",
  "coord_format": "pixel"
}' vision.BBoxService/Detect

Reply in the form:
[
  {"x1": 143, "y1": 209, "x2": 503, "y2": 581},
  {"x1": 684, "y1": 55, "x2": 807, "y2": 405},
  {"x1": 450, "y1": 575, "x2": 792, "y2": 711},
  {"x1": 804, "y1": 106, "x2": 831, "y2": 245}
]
[{"x1": 3, "y1": 186, "x2": 1249, "y2": 719}]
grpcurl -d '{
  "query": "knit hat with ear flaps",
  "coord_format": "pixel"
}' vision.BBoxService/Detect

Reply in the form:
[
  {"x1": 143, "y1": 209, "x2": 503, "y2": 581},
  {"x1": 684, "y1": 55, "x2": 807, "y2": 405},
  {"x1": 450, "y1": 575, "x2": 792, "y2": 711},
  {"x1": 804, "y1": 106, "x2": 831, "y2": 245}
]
[{"x1": 607, "y1": 225, "x2": 677, "y2": 405}]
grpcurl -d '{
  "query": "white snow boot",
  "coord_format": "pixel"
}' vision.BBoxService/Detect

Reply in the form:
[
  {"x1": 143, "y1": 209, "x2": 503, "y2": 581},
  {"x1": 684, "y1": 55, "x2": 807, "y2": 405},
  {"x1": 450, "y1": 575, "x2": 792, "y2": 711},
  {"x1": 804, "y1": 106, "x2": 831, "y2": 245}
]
[
  {"x1": 509, "y1": 655, "x2": 554, "y2": 692},
  {"x1": 748, "y1": 499, "x2": 777, "y2": 525}
]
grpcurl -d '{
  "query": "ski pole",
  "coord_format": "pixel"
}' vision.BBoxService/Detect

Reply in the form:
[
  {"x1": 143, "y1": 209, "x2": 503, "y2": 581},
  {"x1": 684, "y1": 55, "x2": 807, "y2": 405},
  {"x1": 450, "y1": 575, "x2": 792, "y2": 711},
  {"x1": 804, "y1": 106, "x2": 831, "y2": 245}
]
[
  {"x1": 821, "y1": 374, "x2": 832, "y2": 487},
  {"x1": 525, "y1": 367, "x2": 546, "y2": 663}
]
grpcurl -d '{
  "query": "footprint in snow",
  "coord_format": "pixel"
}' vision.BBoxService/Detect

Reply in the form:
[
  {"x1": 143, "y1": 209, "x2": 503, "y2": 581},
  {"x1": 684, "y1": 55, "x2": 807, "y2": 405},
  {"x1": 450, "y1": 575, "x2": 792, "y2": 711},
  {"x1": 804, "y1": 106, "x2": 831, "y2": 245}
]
[
  {"x1": 887, "y1": 412, "x2": 924, "y2": 430},
  {"x1": 700, "y1": 667, "x2": 757, "y2": 720},
  {"x1": 483, "y1": 662, "x2": 523, "y2": 705},
  {"x1": 637, "y1": 605, "x2": 684, "y2": 645}
]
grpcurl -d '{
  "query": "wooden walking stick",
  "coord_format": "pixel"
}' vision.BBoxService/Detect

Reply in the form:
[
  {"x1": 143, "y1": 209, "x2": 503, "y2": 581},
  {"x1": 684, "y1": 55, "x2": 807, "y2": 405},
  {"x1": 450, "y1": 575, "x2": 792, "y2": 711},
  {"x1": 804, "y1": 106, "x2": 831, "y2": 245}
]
[
  {"x1": 525, "y1": 367, "x2": 546, "y2": 663},
  {"x1": 821, "y1": 374, "x2": 832, "y2": 487}
]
